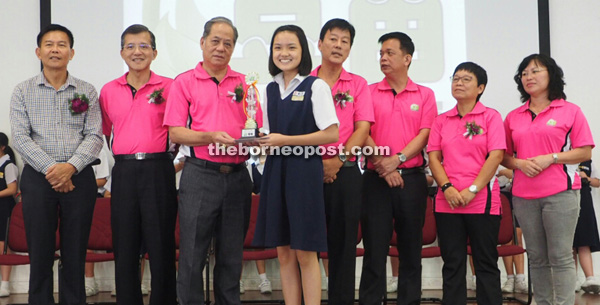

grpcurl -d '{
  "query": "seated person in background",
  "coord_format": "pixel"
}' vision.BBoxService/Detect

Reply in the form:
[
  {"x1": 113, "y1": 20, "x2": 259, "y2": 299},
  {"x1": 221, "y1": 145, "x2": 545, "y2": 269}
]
[
  {"x1": 0, "y1": 132, "x2": 19, "y2": 298},
  {"x1": 496, "y1": 166, "x2": 527, "y2": 293},
  {"x1": 85, "y1": 147, "x2": 111, "y2": 297},
  {"x1": 573, "y1": 160, "x2": 600, "y2": 294},
  {"x1": 240, "y1": 154, "x2": 273, "y2": 294}
]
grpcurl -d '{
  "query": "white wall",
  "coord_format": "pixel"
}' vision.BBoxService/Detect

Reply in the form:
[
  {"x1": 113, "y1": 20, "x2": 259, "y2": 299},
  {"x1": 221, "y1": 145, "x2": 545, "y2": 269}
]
[
  {"x1": 1, "y1": 0, "x2": 600, "y2": 293},
  {"x1": 0, "y1": 0, "x2": 40, "y2": 164},
  {"x1": 550, "y1": 0, "x2": 600, "y2": 284},
  {"x1": 0, "y1": 0, "x2": 44, "y2": 293}
]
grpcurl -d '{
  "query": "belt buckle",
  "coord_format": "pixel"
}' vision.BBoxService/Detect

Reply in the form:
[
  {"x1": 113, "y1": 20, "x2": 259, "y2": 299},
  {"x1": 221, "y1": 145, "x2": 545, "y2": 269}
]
[
  {"x1": 135, "y1": 152, "x2": 146, "y2": 160},
  {"x1": 397, "y1": 169, "x2": 403, "y2": 175},
  {"x1": 219, "y1": 165, "x2": 233, "y2": 174}
]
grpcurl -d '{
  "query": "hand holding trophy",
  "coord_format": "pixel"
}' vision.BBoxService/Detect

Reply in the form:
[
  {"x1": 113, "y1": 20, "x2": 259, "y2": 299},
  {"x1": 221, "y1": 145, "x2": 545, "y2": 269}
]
[{"x1": 237, "y1": 72, "x2": 262, "y2": 143}]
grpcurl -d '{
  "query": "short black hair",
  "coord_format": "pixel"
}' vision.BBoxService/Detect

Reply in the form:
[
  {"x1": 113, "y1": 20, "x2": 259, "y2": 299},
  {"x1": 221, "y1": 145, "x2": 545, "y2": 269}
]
[
  {"x1": 203, "y1": 17, "x2": 238, "y2": 45},
  {"x1": 378, "y1": 32, "x2": 414, "y2": 56},
  {"x1": 0, "y1": 132, "x2": 16, "y2": 163},
  {"x1": 453, "y1": 62, "x2": 488, "y2": 102},
  {"x1": 268, "y1": 25, "x2": 312, "y2": 77},
  {"x1": 37, "y1": 24, "x2": 74, "y2": 48},
  {"x1": 319, "y1": 18, "x2": 356, "y2": 46},
  {"x1": 121, "y1": 24, "x2": 156, "y2": 50},
  {"x1": 514, "y1": 53, "x2": 566, "y2": 103}
]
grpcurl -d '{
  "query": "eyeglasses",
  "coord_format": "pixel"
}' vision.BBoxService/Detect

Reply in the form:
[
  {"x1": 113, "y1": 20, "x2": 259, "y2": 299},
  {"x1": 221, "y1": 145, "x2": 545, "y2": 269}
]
[
  {"x1": 520, "y1": 68, "x2": 547, "y2": 79},
  {"x1": 123, "y1": 43, "x2": 153, "y2": 51},
  {"x1": 450, "y1": 75, "x2": 473, "y2": 83}
]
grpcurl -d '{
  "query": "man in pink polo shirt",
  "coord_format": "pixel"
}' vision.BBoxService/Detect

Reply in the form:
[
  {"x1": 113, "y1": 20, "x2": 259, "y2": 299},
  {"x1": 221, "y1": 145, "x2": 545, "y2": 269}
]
[
  {"x1": 309, "y1": 19, "x2": 374, "y2": 305},
  {"x1": 163, "y1": 17, "x2": 255, "y2": 305},
  {"x1": 359, "y1": 32, "x2": 437, "y2": 305},
  {"x1": 99, "y1": 24, "x2": 177, "y2": 305}
]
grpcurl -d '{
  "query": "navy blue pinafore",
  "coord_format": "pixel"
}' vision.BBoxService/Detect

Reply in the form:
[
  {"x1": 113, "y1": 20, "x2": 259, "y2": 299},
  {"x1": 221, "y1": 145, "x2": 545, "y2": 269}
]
[{"x1": 252, "y1": 76, "x2": 328, "y2": 252}]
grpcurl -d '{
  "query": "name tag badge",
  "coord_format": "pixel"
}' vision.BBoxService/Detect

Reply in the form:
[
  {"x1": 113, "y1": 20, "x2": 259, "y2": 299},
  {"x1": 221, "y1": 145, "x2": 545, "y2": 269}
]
[{"x1": 291, "y1": 91, "x2": 305, "y2": 101}]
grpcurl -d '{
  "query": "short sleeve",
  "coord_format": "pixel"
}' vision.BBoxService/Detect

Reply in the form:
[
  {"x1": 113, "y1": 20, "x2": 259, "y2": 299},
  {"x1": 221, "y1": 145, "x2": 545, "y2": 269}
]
[
  {"x1": 92, "y1": 149, "x2": 110, "y2": 179},
  {"x1": 570, "y1": 107, "x2": 595, "y2": 149},
  {"x1": 260, "y1": 86, "x2": 270, "y2": 134},
  {"x1": 163, "y1": 76, "x2": 191, "y2": 127},
  {"x1": 311, "y1": 78, "x2": 339, "y2": 130},
  {"x1": 590, "y1": 162, "x2": 600, "y2": 179},
  {"x1": 486, "y1": 110, "x2": 507, "y2": 152},
  {"x1": 352, "y1": 77, "x2": 375, "y2": 124},
  {"x1": 4, "y1": 163, "x2": 18, "y2": 184},
  {"x1": 504, "y1": 112, "x2": 515, "y2": 156},
  {"x1": 99, "y1": 86, "x2": 113, "y2": 137},
  {"x1": 427, "y1": 115, "x2": 443, "y2": 152},
  {"x1": 419, "y1": 87, "x2": 438, "y2": 130}
]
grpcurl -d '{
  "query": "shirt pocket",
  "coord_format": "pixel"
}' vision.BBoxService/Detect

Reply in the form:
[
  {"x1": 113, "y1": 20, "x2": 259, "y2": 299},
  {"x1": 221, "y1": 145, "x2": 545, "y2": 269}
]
[{"x1": 65, "y1": 112, "x2": 87, "y2": 131}]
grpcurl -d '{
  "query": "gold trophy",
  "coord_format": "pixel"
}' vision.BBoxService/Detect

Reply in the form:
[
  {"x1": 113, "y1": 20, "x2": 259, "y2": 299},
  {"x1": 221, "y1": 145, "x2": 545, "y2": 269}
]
[{"x1": 240, "y1": 72, "x2": 260, "y2": 140}]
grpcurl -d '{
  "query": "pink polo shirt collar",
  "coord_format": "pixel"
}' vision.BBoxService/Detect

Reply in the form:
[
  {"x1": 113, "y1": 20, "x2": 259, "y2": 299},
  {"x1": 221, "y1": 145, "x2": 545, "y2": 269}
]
[
  {"x1": 516, "y1": 98, "x2": 566, "y2": 114},
  {"x1": 446, "y1": 100, "x2": 487, "y2": 117},
  {"x1": 375, "y1": 76, "x2": 419, "y2": 93}
]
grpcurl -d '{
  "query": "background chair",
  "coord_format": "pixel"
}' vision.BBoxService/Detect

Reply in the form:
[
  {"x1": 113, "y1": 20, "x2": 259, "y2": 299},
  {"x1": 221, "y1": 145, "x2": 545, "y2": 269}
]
[
  {"x1": 467, "y1": 193, "x2": 532, "y2": 305},
  {"x1": 86, "y1": 197, "x2": 114, "y2": 264},
  {"x1": 0, "y1": 202, "x2": 60, "y2": 305},
  {"x1": 386, "y1": 196, "x2": 441, "y2": 303},
  {"x1": 240, "y1": 194, "x2": 280, "y2": 304}
]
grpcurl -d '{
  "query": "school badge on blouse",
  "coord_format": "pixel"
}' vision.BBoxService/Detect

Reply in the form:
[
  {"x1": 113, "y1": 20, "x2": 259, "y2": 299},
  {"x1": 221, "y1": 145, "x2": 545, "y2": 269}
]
[
  {"x1": 239, "y1": 72, "x2": 261, "y2": 141},
  {"x1": 291, "y1": 91, "x2": 305, "y2": 101}
]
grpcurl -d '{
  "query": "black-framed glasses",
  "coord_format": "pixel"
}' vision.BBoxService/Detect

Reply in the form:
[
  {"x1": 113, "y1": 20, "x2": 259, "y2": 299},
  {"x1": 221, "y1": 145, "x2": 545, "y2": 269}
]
[{"x1": 450, "y1": 75, "x2": 473, "y2": 83}]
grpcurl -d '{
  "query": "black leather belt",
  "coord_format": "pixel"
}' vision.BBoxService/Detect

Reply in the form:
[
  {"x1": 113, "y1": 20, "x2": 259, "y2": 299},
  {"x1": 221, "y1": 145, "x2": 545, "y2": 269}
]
[
  {"x1": 114, "y1": 152, "x2": 173, "y2": 161},
  {"x1": 365, "y1": 167, "x2": 424, "y2": 175},
  {"x1": 187, "y1": 158, "x2": 245, "y2": 174},
  {"x1": 397, "y1": 167, "x2": 425, "y2": 175}
]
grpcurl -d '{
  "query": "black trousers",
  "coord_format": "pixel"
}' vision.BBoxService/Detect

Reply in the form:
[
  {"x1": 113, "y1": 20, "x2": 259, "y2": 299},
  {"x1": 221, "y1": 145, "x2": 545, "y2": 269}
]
[
  {"x1": 435, "y1": 212, "x2": 502, "y2": 305},
  {"x1": 176, "y1": 160, "x2": 252, "y2": 305},
  {"x1": 111, "y1": 159, "x2": 178, "y2": 305},
  {"x1": 323, "y1": 165, "x2": 362, "y2": 305},
  {"x1": 359, "y1": 171, "x2": 427, "y2": 305},
  {"x1": 21, "y1": 165, "x2": 97, "y2": 305}
]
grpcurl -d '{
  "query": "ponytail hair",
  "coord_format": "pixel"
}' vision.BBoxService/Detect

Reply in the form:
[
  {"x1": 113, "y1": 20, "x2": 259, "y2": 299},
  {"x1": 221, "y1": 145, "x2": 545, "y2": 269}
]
[{"x1": 0, "y1": 132, "x2": 16, "y2": 162}]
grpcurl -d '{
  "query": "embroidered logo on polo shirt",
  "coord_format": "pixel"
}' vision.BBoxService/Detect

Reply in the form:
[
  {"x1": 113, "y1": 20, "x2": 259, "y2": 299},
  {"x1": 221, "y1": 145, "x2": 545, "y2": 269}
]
[
  {"x1": 410, "y1": 104, "x2": 419, "y2": 111},
  {"x1": 291, "y1": 91, "x2": 305, "y2": 101},
  {"x1": 547, "y1": 119, "x2": 557, "y2": 126}
]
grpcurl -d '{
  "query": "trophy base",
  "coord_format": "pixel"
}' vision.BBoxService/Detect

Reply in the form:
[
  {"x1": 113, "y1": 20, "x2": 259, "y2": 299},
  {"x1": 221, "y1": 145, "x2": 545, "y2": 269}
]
[
  {"x1": 235, "y1": 128, "x2": 261, "y2": 144},
  {"x1": 241, "y1": 128, "x2": 260, "y2": 138}
]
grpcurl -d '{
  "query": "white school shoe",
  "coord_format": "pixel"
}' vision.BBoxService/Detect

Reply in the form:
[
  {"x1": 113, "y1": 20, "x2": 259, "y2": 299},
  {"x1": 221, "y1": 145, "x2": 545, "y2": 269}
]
[
  {"x1": 141, "y1": 284, "x2": 149, "y2": 295},
  {"x1": 468, "y1": 276, "x2": 476, "y2": 291},
  {"x1": 259, "y1": 278, "x2": 272, "y2": 294},
  {"x1": 581, "y1": 277, "x2": 600, "y2": 294},
  {"x1": 239, "y1": 280, "x2": 245, "y2": 294},
  {"x1": 0, "y1": 282, "x2": 10, "y2": 298},
  {"x1": 514, "y1": 278, "x2": 528, "y2": 294},
  {"x1": 386, "y1": 278, "x2": 398, "y2": 293},
  {"x1": 501, "y1": 277, "x2": 514, "y2": 293}
]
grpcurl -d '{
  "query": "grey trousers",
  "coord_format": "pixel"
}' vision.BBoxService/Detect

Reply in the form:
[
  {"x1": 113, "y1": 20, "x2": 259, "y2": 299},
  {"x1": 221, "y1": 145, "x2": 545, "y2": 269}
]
[
  {"x1": 176, "y1": 160, "x2": 252, "y2": 305},
  {"x1": 513, "y1": 190, "x2": 580, "y2": 305}
]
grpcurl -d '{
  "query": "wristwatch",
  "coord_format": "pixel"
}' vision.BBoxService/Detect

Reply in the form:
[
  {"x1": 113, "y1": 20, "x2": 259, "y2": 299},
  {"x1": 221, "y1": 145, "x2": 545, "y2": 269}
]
[
  {"x1": 468, "y1": 185, "x2": 478, "y2": 194},
  {"x1": 338, "y1": 153, "x2": 347, "y2": 163},
  {"x1": 441, "y1": 182, "x2": 453, "y2": 192},
  {"x1": 552, "y1": 153, "x2": 559, "y2": 164},
  {"x1": 397, "y1": 152, "x2": 407, "y2": 164}
]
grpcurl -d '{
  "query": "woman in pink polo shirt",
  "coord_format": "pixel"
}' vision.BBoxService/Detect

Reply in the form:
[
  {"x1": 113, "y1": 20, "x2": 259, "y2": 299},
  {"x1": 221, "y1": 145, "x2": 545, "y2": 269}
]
[
  {"x1": 503, "y1": 54, "x2": 594, "y2": 305},
  {"x1": 428, "y1": 62, "x2": 505, "y2": 305}
]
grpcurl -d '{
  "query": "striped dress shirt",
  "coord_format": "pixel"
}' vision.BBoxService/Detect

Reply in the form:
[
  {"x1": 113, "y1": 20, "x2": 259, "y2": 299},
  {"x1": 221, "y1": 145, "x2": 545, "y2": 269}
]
[{"x1": 10, "y1": 71, "x2": 103, "y2": 174}]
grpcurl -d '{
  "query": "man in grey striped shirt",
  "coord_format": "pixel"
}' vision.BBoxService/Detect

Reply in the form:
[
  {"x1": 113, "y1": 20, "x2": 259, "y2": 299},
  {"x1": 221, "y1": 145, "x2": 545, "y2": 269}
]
[{"x1": 9, "y1": 24, "x2": 102, "y2": 305}]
